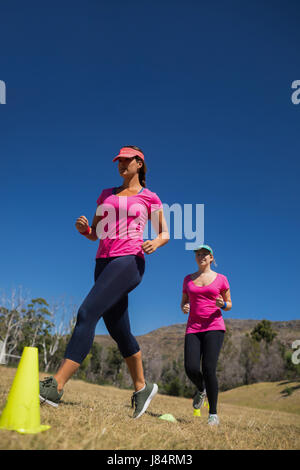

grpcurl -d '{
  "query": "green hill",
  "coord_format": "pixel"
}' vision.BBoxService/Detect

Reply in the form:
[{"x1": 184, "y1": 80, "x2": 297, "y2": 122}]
[{"x1": 92, "y1": 319, "x2": 300, "y2": 393}]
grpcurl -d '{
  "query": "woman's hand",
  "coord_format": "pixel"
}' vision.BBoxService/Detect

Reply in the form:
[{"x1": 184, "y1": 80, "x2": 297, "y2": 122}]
[
  {"x1": 142, "y1": 239, "x2": 159, "y2": 254},
  {"x1": 75, "y1": 215, "x2": 90, "y2": 233},
  {"x1": 216, "y1": 295, "x2": 225, "y2": 308},
  {"x1": 182, "y1": 303, "x2": 190, "y2": 314}
]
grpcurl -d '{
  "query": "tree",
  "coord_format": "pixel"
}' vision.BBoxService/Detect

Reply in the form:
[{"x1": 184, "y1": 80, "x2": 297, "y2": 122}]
[
  {"x1": 0, "y1": 287, "x2": 77, "y2": 371},
  {"x1": 217, "y1": 326, "x2": 241, "y2": 390},
  {"x1": 0, "y1": 287, "x2": 28, "y2": 362},
  {"x1": 160, "y1": 359, "x2": 186, "y2": 396},
  {"x1": 19, "y1": 298, "x2": 54, "y2": 352},
  {"x1": 250, "y1": 319, "x2": 277, "y2": 344},
  {"x1": 105, "y1": 346, "x2": 123, "y2": 384},
  {"x1": 41, "y1": 299, "x2": 77, "y2": 372},
  {"x1": 239, "y1": 334, "x2": 261, "y2": 385}
]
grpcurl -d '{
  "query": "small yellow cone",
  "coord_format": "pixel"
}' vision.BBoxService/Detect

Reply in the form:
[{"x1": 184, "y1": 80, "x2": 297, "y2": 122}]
[
  {"x1": 158, "y1": 413, "x2": 177, "y2": 423},
  {"x1": 204, "y1": 401, "x2": 209, "y2": 411},
  {"x1": 193, "y1": 408, "x2": 201, "y2": 417},
  {"x1": 0, "y1": 347, "x2": 50, "y2": 434}
]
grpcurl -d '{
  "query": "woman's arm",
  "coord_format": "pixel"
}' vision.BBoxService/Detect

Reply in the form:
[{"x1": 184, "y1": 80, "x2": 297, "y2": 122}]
[
  {"x1": 181, "y1": 292, "x2": 190, "y2": 314},
  {"x1": 142, "y1": 209, "x2": 170, "y2": 254},
  {"x1": 216, "y1": 289, "x2": 232, "y2": 311},
  {"x1": 75, "y1": 212, "x2": 100, "y2": 242}
]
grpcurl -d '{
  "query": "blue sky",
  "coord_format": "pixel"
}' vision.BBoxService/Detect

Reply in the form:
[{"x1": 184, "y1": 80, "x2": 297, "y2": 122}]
[{"x1": 0, "y1": 0, "x2": 299, "y2": 336}]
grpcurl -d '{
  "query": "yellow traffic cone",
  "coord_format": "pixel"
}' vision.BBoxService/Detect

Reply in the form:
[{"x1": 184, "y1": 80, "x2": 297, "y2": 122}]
[
  {"x1": 193, "y1": 408, "x2": 201, "y2": 417},
  {"x1": 0, "y1": 347, "x2": 50, "y2": 434}
]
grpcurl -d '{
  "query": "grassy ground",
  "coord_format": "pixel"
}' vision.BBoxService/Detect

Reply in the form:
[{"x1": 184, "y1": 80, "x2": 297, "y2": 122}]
[{"x1": 0, "y1": 366, "x2": 299, "y2": 450}]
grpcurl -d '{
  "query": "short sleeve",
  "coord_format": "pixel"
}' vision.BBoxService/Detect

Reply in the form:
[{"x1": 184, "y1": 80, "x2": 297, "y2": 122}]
[
  {"x1": 182, "y1": 276, "x2": 188, "y2": 294},
  {"x1": 96, "y1": 190, "x2": 105, "y2": 206},
  {"x1": 148, "y1": 192, "x2": 163, "y2": 218},
  {"x1": 96, "y1": 188, "x2": 113, "y2": 206},
  {"x1": 221, "y1": 275, "x2": 230, "y2": 292}
]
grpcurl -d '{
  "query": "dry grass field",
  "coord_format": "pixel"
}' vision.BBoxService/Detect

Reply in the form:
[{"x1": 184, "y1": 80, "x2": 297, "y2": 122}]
[{"x1": 0, "y1": 366, "x2": 299, "y2": 450}]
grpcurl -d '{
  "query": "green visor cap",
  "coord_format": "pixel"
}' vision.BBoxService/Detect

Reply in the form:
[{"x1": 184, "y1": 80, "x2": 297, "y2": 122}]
[{"x1": 193, "y1": 244, "x2": 213, "y2": 255}]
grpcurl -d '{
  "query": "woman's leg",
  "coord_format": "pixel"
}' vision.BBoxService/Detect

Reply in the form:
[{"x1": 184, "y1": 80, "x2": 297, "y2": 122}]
[
  {"x1": 103, "y1": 290, "x2": 157, "y2": 419},
  {"x1": 124, "y1": 351, "x2": 145, "y2": 392},
  {"x1": 103, "y1": 295, "x2": 145, "y2": 392},
  {"x1": 184, "y1": 333, "x2": 205, "y2": 391},
  {"x1": 57, "y1": 256, "x2": 145, "y2": 387},
  {"x1": 201, "y1": 330, "x2": 224, "y2": 415},
  {"x1": 54, "y1": 359, "x2": 80, "y2": 391}
]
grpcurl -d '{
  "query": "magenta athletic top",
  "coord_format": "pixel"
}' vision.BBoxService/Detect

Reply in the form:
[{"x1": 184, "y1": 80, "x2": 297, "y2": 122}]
[
  {"x1": 95, "y1": 187, "x2": 163, "y2": 259},
  {"x1": 182, "y1": 273, "x2": 230, "y2": 334}
]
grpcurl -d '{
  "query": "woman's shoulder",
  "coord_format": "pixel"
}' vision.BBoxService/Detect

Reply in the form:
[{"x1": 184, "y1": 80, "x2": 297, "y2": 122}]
[
  {"x1": 214, "y1": 272, "x2": 227, "y2": 280},
  {"x1": 216, "y1": 272, "x2": 230, "y2": 288},
  {"x1": 140, "y1": 187, "x2": 163, "y2": 206},
  {"x1": 141, "y1": 187, "x2": 160, "y2": 197},
  {"x1": 216, "y1": 272, "x2": 228, "y2": 279},
  {"x1": 97, "y1": 187, "x2": 114, "y2": 195},
  {"x1": 96, "y1": 187, "x2": 114, "y2": 205}
]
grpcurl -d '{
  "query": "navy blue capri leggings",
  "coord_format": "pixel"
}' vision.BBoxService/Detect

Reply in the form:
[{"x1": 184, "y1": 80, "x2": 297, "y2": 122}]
[{"x1": 64, "y1": 255, "x2": 145, "y2": 363}]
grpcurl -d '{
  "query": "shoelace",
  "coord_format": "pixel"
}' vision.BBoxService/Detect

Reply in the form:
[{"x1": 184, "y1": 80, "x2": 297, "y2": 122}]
[
  {"x1": 194, "y1": 390, "x2": 206, "y2": 403},
  {"x1": 131, "y1": 392, "x2": 137, "y2": 409},
  {"x1": 42, "y1": 377, "x2": 54, "y2": 388}
]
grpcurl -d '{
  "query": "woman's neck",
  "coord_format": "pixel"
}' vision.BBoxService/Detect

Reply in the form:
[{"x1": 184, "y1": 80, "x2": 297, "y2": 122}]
[
  {"x1": 120, "y1": 175, "x2": 141, "y2": 190},
  {"x1": 197, "y1": 266, "x2": 213, "y2": 275}
]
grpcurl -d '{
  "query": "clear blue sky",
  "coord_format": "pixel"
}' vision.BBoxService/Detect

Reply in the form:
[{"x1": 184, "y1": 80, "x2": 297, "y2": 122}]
[{"x1": 1, "y1": 0, "x2": 299, "y2": 335}]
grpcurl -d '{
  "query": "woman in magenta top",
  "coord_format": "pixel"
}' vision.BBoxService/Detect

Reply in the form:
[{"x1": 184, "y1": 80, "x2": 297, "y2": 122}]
[
  {"x1": 39, "y1": 146, "x2": 169, "y2": 419},
  {"x1": 181, "y1": 244, "x2": 232, "y2": 426}
]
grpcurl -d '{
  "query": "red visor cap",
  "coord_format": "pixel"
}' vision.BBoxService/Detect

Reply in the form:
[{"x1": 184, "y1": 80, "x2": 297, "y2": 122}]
[{"x1": 112, "y1": 147, "x2": 145, "y2": 162}]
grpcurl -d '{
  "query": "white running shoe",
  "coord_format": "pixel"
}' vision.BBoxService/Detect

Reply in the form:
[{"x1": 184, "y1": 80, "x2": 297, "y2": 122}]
[{"x1": 208, "y1": 414, "x2": 220, "y2": 426}]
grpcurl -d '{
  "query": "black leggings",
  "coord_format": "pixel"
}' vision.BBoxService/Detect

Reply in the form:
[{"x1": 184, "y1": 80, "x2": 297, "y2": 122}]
[
  {"x1": 64, "y1": 255, "x2": 145, "y2": 363},
  {"x1": 184, "y1": 330, "x2": 224, "y2": 415}
]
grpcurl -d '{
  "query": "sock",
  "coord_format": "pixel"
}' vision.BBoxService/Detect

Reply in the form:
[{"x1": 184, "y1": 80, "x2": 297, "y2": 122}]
[{"x1": 136, "y1": 383, "x2": 146, "y2": 393}]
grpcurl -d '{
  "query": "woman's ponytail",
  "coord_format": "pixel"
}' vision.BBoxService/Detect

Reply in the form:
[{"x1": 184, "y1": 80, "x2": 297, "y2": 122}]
[{"x1": 137, "y1": 158, "x2": 147, "y2": 187}]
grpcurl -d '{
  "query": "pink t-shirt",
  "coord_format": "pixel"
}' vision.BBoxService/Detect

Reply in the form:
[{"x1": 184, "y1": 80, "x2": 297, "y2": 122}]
[
  {"x1": 182, "y1": 273, "x2": 230, "y2": 334},
  {"x1": 95, "y1": 187, "x2": 163, "y2": 259}
]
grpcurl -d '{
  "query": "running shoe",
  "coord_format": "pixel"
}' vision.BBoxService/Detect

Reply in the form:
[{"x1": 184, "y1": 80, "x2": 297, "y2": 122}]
[
  {"x1": 207, "y1": 414, "x2": 220, "y2": 426},
  {"x1": 131, "y1": 382, "x2": 158, "y2": 419},
  {"x1": 39, "y1": 376, "x2": 63, "y2": 407},
  {"x1": 193, "y1": 389, "x2": 207, "y2": 409}
]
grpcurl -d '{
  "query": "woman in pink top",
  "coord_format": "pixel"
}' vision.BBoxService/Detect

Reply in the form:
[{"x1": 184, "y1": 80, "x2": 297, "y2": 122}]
[
  {"x1": 181, "y1": 245, "x2": 232, "y2": 426},
  {"x1": 39, "y1": 146, "x2": 169, "y2": 419}
]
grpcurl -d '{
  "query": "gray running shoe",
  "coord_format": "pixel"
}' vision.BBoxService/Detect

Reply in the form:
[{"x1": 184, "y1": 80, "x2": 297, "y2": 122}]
[
  {"x1": 131, "y1": 382, "x2": 158, "y2": 419},
  {"x1": 193, "y1": 389, "x2": 207, "y2": 409},
  {"x1": 39, "y1": 376, "x2": 63, "y2": 407},
  {"x1": 208, "y1": 414, "x2": 220, "y2": 426}
]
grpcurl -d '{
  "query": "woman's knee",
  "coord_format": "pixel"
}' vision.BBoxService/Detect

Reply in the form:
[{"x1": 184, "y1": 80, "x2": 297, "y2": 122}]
[
  {"x1": 185, "y1": 362, "x2": 200, "y2": 380},
  {"x1": 121, "y1": 344, "x2": 140, "y2": 359},
  {"x1": 76, "y1": 305, "x2": 88, "y2": 325},
  {"x1": 202, "y1": 362, "x2": 217, "y2": 381},
  {"x1": 117, "y1": 334, "x2": 140, "y2": 358},
  {"x1": 75, "y1": 304, "x2": 96, "y2": 333}
]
